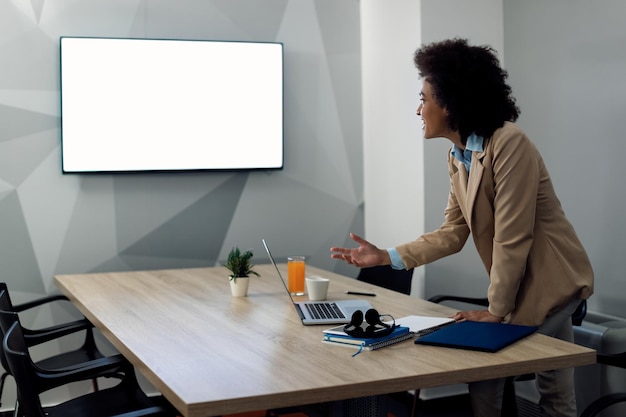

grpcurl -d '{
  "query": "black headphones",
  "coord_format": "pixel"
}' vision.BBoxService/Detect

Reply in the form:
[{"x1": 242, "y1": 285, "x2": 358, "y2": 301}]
[{"x1": 343, "y1": 308, "x2": 396, "y2": 338}]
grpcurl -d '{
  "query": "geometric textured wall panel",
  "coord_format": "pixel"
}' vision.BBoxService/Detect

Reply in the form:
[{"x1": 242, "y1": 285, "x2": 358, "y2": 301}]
[
  {"x1": 120, "y1": 173, "x2": 248, "y2": 267},
  {"x1": 0, "y1": 105, "x2": 58, "y2": 144},
  {"x1": 0, "y1": 0, "x2": 363, "y2": 408},
  {"x1": 0, "y1": 0, "x2": 362, "y2": 306},
  {"x1": 0, "y1": 191, "x2": 42, "y2": 293},
  {"x1": 0, "y1": 127, "x2": 58, "y2": 186}
]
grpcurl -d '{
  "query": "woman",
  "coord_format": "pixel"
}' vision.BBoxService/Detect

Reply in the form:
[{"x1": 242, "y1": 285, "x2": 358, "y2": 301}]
[{"x1": 330, "y1": 38, "x2": 593, "y2": 417}]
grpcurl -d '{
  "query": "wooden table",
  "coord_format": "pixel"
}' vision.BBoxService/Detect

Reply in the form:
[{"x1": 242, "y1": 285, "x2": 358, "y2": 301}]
[{"x1": 55, "y1": 264, "x2": 595, "y2": 417}]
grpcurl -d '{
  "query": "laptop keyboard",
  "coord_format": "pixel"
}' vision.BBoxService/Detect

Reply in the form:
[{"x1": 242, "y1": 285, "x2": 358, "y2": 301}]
[{"x1": 305, "y1": 302, "x2": 346, "y2": 320}]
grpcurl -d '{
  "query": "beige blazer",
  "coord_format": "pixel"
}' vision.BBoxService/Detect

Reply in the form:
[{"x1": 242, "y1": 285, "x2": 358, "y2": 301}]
[{"x1": 397, "y1": 122, "x2": 593, "y2": 326}]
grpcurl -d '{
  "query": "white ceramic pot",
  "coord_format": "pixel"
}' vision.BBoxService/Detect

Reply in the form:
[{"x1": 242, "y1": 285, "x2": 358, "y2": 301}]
[{"x1": 229, "y1": 277, "x2": 250, "y2": 297}]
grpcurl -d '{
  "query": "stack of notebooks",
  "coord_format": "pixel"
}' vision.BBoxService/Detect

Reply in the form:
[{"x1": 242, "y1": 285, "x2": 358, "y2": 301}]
[
  {"x1": 323, "y1": 316, "x2": 539, "y2": 356},
  {"x1": 323, "y1": 315, "x2": 455, "y2": 356}
]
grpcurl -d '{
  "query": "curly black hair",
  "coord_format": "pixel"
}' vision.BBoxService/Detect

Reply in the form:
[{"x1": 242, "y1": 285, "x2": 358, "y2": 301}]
[{"x1": 414, "y1": 38, "x2": 520, "y2": 143}]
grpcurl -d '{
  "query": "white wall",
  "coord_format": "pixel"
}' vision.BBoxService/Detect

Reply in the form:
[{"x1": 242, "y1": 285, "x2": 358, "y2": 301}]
[
  {"x1": 361, "y1": 0, "x2": 425, "y2": 297},
  {"x1": 503, "y1": 0, "x2": 626, "y2": 317}
]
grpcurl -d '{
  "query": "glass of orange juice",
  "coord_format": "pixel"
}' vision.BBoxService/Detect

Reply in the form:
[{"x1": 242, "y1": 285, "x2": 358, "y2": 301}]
[{"x1": 287, "y1": 256, "x2": 306, "y2": 295}]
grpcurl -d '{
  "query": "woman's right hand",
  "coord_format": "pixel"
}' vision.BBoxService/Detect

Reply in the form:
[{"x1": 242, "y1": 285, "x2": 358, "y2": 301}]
[{"x1": 330, "y1": 233, "x2": 390, "y2": 268}]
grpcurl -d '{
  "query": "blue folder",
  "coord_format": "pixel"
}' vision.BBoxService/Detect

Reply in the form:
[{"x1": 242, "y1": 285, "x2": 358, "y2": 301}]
[{"x1": 414, "y1": 320, "x2": 538, "y2": 353}]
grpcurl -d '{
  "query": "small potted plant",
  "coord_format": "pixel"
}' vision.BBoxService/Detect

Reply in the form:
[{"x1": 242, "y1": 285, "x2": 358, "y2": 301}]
[{"x1": 224, "y1": 246, "x2": 260, "y2": 297}]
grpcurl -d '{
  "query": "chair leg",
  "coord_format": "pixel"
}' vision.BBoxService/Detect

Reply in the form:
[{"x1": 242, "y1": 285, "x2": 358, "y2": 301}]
[
  {"x1": 83, "y1": 327, "x2": 101, "y2": 391},
  {"x1": 0, "y1": 372, "x2": 8, "y2": 408},
  {"x1": 12, "y1": 399, "x2": 20, "y2": 417},
  {"x1": 410, "y1": 390, "x2": 420, "y2": 417}
]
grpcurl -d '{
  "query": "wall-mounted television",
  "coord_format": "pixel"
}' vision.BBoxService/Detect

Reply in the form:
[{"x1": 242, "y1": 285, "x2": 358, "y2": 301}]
[{"x1": 60, "y1": 37, "x2": 283, "y2": 173}]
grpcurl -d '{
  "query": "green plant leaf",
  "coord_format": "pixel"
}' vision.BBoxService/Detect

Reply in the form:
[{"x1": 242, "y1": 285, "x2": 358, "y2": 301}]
[{"x1": 224, "y1": 246, "x2": 260, "y2": 282}]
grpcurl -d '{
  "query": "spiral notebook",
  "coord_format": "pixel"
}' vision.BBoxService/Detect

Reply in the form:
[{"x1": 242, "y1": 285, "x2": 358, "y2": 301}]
[{"x1": 323, "y1": 325, "x2": 413, "y2": 355}]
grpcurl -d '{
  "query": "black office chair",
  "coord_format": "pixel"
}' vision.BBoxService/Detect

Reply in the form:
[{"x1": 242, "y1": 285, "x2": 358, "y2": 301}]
[
  {"x1": 579, "y1": 351, "x2": 626, "y2": 417},
  {"x1": 0, "y1": 285, "x2": 124, "y2": 408},
  {"x1": 357, "y1": 265, "x2": 414, "y2": 295},
  {"x1": 424, "y1": 294, "x2": 587, "y2": 417},
  {"x1": 2, "y1": 317, "x2": 175, "y2": 417}
]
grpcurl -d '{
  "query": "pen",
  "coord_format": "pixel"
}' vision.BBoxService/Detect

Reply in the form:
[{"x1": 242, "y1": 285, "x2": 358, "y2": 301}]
[{"x1": 345, "y1": 290, "x2": 376, "y2": 297}]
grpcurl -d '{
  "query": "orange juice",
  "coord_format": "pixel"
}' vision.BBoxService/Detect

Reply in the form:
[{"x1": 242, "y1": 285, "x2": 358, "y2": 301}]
[{"x1": 287, "y1": 256, "x2": 306, "y2": 295}]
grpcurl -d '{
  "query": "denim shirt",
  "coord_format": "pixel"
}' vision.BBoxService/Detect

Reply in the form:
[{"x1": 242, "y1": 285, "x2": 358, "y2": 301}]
[{"x1": 451, "y1": 133, "x2": 484, "y2": 174}]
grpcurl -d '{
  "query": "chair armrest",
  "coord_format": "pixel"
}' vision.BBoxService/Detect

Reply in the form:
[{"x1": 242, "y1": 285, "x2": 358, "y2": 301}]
[
  {"x1": 49, "y1": 353, "x2": 127, "y2": 373},
  {"x1": 114, "y1": 406, "x2": 172, "y2": 417},
  {"x1": 12, "y1": 294, "x2": 71, "y2": 312},
  {"x1": 597, "y1": 351, "x2": 626, "y2": 368},
  {"x1": 22, "y1": 318, "x2": 94, "y2": 346},
  {"x1": 36, "y1": 354, "x2": 131, "y2": 392},
  {"x1": 428, "y1": 295, "x2": 489, "y2": 307}
]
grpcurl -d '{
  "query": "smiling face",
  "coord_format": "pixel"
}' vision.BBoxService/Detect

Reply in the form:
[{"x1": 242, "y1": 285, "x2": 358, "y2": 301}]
[{"x1": 417, "y1": 80, "x2": 457, "y2": 142}]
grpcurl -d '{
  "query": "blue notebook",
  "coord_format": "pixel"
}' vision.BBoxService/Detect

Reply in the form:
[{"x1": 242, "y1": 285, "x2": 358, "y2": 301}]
[
  {"x1": 323, "y1": 326, "x2": 413, "y2": 355},
  {"x1": 414, "y1": 321, "x2": 538, "y2": 353}
]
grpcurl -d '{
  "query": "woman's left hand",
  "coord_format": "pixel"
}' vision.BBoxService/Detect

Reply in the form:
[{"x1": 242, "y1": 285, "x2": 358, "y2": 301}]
[{"x1": 452, "y1": 310, "x2": 503, "y2": 323}]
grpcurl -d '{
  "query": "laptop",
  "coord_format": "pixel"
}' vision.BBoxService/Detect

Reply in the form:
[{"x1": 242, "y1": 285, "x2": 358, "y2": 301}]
[{"x1": 261, "y1": 239, "x2": 373, "y2": 325}]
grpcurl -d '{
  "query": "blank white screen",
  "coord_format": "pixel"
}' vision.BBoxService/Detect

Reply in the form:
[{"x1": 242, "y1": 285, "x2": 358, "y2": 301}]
[{"x1": 60, "y1": 37, "x2": 283, "y2": 173}]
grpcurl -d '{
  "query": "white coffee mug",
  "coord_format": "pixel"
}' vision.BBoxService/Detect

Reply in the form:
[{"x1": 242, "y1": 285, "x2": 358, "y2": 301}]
[{"x1": 305, "y1": 276, "x2": 330, "y2": 301}]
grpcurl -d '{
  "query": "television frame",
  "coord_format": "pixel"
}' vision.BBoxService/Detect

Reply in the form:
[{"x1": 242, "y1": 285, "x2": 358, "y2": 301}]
[{"x1": 59, "y1": 36, "x2": 284, "y2": 174}]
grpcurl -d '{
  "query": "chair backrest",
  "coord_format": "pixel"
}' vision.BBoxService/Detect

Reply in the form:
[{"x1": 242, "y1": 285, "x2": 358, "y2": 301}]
[
  {"x1": 0, "y1": 290, "x2": 15, "y2": 374},
  {"x1": 357, "y1": 266, "x2": 413, "y2": 295},
  {"x1": 572, "y1": 299, "x2": 587, "y2": 326},
  {"x1": 3, "y1": 311, "x2": 168, "y2": 417},
  {"x1": 0, "y1": 284, "x2": 13, "y2": 312},
  {"x1": 2, "y1": 316, "x2": 48, "y2": 417}
]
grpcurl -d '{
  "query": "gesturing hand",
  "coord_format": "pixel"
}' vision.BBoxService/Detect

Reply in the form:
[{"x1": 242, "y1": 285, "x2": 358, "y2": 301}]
[{"x1": 329, "y1": 233, "x2": 389, "y2": 268}]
